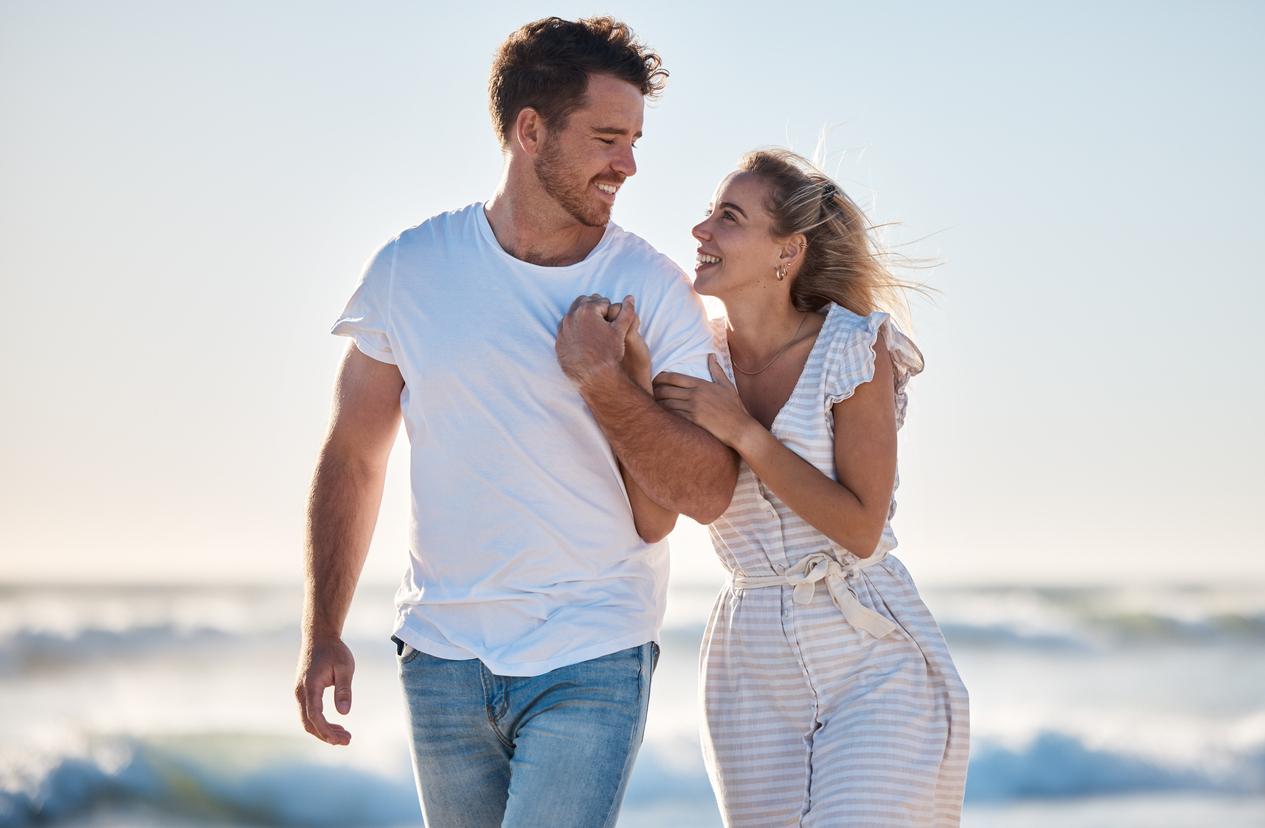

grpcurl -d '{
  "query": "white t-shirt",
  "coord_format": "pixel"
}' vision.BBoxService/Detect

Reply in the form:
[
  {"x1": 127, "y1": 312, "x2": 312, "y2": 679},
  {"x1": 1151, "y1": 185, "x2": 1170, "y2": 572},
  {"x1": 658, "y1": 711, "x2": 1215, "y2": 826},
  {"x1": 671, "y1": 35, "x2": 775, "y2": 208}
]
[{"x1": 332, "y1": 203, "x2": 714, "y2": 676}]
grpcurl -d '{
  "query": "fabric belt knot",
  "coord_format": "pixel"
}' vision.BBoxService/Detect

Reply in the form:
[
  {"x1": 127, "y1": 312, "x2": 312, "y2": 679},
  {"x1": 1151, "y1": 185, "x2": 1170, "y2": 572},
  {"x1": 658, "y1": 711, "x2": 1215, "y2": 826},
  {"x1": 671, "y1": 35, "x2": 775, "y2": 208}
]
[{"x1": 730, "y1": 552, "x2": 898, "y2": 639}]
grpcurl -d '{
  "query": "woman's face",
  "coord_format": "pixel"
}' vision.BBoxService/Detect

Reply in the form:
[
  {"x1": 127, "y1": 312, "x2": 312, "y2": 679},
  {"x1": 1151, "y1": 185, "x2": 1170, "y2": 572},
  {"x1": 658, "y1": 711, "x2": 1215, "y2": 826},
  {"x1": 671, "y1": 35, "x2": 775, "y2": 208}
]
[{"x1": 691, "y1": 172, "x2": 786, "y2": 300}]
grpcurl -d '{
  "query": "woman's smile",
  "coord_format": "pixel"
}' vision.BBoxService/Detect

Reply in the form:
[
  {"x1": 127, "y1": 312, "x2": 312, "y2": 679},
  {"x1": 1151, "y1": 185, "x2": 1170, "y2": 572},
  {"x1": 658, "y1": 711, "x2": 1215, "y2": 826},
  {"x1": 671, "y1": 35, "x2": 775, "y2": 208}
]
[{"x1": 690, "y1": 172, "x2": 782, "y2": 296}]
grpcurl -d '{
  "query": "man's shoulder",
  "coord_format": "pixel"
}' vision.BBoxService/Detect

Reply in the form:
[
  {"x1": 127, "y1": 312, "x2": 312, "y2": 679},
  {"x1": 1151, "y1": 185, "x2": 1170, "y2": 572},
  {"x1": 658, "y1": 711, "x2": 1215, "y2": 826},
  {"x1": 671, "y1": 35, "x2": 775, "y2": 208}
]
[
  {"x1": 601, "y1": 223, "x2": 689, "y2": 283},
  {"x1": 394, "y1": 202, "x2": 483, "y2": 248},
  {"x1": 358, "y1": 204, "x2": 483, "y2": 284}
]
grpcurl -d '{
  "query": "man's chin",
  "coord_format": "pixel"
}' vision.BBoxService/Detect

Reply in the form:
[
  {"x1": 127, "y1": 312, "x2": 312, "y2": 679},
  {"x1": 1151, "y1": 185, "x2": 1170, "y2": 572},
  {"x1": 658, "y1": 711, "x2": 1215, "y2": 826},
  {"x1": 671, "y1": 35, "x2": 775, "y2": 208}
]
[{"x1": 570, "y1": 203, "x2": 611, "y2": 229}]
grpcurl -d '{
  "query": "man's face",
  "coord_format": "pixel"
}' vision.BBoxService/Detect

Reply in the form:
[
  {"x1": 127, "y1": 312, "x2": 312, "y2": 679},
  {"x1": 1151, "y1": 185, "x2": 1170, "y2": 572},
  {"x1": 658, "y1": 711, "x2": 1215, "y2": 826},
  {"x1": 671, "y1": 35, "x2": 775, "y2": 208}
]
[{"x1": 534, "y1": 74, "x2": 644, "y2": 227}]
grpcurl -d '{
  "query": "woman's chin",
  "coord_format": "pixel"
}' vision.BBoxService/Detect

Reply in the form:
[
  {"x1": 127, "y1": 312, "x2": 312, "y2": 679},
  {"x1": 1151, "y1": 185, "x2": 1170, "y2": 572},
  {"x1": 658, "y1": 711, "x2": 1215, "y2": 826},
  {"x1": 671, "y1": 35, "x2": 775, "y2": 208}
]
[{"x1": 691, "y1": 274, "x2": 720, "y2": 297}]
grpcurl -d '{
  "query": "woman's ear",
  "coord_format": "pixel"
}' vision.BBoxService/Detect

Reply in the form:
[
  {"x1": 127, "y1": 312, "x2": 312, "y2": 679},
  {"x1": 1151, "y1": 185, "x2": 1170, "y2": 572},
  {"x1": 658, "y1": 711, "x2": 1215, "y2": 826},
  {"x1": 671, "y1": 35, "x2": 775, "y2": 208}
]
[{"x1": 778, "y1": 233, "x2": 808, "y2": 269}]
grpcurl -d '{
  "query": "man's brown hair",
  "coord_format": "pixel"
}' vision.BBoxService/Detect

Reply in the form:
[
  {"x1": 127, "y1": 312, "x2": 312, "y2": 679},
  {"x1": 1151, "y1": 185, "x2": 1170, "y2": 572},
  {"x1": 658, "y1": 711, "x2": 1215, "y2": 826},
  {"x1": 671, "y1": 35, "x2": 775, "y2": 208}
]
[{"x1": 488, "y1": 16, "x2": 668, "y2": 147}]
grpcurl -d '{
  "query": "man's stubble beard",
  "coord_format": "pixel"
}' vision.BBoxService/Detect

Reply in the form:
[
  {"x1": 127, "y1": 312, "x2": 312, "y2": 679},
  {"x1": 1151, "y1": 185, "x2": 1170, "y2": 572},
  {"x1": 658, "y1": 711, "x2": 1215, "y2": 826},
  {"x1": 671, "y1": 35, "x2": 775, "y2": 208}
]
[{"x1": 534, "y1": 137, "x2": 612, "y2": 229}]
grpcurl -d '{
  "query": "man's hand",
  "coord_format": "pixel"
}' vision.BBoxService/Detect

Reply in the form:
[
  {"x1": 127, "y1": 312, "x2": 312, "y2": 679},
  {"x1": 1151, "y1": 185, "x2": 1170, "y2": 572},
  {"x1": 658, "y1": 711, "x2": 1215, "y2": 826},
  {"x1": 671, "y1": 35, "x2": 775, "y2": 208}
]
[
  {"x1": 556, "y1": 294, "x2": 639, "y2": 389},
  {"x1": 295, "y1": 633, "x2": 356, "y2": 746},
  {"x1": 554, "y1": 293, "x2": 737, "y2": 523},
  {"x1": 296, "y1": 343, "x2": 401, "y2": 747}
]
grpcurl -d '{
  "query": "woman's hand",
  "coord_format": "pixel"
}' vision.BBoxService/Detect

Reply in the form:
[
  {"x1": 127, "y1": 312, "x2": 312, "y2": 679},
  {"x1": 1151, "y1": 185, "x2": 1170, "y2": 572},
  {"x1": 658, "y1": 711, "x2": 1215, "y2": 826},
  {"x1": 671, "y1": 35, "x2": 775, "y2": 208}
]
[
  {"x1": 609, "y1": 297, "x2": 653, "y2": 393},
  {"x1": 600, "y1": 297, "x2": 679, "y2": 542},
  {"x1": 653, "y1": 355, "x2": 759, "y2": 448}
]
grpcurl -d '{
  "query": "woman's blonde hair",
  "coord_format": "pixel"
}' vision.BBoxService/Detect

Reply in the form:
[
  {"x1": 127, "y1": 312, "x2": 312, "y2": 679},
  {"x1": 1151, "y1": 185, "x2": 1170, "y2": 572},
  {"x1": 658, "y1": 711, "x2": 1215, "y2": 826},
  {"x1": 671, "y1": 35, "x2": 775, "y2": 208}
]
[{"x1": 737, "y1": 148, "x2": 931, "y2": 327}]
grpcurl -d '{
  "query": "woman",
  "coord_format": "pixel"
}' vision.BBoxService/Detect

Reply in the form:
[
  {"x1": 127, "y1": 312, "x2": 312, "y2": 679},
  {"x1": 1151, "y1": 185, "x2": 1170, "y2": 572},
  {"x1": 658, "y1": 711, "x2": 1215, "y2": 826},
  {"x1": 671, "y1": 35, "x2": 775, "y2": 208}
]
[{"x1": 632, "y1": 149, "x2": 969, "y2": 827}]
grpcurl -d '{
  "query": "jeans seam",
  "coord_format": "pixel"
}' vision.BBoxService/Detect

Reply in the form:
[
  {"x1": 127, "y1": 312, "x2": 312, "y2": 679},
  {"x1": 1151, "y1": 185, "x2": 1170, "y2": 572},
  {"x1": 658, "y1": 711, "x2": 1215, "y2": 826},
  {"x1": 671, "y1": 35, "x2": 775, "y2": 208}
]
[
  {"x1": 600, "y1": 644, "x2": 647, "y2": 828},
  {"x1": 478, "y1": 666, "x2": 514, "y2": 750}
]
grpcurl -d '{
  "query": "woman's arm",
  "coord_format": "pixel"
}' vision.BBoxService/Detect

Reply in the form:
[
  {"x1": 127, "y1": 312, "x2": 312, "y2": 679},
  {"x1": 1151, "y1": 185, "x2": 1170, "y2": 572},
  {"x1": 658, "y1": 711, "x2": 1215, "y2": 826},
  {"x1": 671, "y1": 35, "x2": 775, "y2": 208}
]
[
  {"x1": 620, "y1": 460, "x2": 679, "y2": 542},
  {"x1": 557, "y1": 295, "x2": 737, "y2": 523},
  {"x1": 614, "y1": 301, "x2": 679, "y2": 543},
  {"x1": 654, "y1": 338, "x2": 897, "y2": 557}
]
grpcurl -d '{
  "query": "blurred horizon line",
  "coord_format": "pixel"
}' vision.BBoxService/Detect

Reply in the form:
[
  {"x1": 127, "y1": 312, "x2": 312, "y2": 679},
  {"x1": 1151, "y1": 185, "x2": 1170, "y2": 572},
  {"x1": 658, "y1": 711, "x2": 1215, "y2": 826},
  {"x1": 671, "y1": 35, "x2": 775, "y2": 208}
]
[{"x1": 3, "y1": 577, "x2": 1263, "y2": 590}]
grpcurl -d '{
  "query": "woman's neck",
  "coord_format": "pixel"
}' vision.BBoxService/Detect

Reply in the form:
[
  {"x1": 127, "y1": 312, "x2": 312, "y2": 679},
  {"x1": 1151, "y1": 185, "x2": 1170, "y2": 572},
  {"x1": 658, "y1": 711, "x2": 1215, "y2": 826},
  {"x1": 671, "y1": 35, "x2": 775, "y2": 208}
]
[{"x1": 723, "y1": 298, "x2": 809, "y2": 364}]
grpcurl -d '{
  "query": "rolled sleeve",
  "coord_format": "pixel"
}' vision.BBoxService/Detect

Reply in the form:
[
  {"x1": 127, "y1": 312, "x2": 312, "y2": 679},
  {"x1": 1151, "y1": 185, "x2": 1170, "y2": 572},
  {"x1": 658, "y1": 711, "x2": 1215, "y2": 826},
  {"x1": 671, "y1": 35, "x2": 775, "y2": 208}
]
[
  {"x1": 331, "y1": 238, "x2": 397, "y2": 365},
  {"x1": 645, "y1": 272, "x2": 715, "y2": 382}
]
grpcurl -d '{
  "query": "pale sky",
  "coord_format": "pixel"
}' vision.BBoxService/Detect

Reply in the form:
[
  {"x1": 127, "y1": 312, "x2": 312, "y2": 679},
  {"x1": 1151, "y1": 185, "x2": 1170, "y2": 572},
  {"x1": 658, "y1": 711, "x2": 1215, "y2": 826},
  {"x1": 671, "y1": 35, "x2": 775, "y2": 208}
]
[{"x1": 1, "y1": 0, "x2": 1261, "y2": 587}]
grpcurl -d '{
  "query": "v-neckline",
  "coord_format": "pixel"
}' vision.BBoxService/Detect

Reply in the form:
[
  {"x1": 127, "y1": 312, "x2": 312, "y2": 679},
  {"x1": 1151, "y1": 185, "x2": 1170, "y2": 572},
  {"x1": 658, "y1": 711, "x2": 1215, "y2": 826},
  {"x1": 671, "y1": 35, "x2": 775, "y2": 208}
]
[{"x1": 720, "y1": 304, "x2": 835, "y2": 437}]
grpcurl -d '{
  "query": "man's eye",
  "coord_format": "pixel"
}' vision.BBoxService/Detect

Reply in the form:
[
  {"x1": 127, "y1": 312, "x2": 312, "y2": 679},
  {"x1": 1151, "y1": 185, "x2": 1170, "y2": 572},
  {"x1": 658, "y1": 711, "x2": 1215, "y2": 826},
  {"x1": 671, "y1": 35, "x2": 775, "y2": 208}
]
[{"x1": 598, "y1": 138, "x2": 614, "y2": 145}]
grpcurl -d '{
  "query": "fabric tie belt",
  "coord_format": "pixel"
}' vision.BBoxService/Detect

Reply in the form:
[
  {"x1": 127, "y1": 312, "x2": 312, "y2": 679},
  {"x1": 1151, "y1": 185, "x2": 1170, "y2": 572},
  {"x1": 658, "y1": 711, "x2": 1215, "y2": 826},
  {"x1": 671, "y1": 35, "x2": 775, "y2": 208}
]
[{"x1": 730, "y1": 552, "x2": 898, "y2": 639}]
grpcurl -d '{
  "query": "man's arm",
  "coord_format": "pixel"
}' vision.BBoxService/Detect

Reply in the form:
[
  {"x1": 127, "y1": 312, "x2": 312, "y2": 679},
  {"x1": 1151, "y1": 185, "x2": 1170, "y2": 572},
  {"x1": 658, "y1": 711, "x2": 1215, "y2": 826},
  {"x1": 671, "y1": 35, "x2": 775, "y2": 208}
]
[
  {"x1": 556, "y1": 295, "x2": 737, "y2": 524},
  {"x1": 295, "y1": 342, "x2": 404, "y2": 746}
]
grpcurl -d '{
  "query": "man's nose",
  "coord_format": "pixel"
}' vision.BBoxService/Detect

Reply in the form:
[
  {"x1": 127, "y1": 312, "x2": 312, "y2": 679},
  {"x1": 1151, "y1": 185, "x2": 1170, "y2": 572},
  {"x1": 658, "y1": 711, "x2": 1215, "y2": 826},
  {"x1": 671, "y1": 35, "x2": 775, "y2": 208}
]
[{"x1": 613, "y1": 145, "x2": 636, "y2": 178}]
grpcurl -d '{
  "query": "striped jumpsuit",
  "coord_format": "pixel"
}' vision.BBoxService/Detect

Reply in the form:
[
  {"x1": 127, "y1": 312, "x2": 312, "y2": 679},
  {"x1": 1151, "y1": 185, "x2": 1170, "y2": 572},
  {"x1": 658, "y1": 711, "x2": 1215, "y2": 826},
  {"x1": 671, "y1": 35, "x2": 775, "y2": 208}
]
[{"x1": 701, "y1": 304, "x2": 970, "y2": 827}]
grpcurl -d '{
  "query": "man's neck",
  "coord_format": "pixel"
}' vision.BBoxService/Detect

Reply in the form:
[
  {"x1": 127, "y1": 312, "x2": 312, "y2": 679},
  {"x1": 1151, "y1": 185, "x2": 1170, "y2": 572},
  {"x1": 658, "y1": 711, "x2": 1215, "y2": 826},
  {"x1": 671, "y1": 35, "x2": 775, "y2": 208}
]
[{"x1": 483, "y1": 170, "x2": 607, "y2": 268}]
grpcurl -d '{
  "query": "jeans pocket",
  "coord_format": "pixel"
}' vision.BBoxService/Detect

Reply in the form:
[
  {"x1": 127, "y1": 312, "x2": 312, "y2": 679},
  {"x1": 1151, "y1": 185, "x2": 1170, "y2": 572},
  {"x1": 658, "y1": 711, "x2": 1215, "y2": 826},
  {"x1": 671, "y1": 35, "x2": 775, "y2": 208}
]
[{"x1": 392, "y1": 635, "x2": 420, "y2": 664}]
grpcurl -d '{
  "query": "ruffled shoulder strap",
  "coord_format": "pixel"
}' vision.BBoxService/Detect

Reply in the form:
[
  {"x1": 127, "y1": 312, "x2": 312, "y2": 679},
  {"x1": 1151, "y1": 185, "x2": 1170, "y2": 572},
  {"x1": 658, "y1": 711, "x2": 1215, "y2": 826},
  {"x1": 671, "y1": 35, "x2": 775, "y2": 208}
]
[
  {"x1": 708, "y1": 317, "x2": 735, "y2": 383},
  {"x1": 821, "y1": 305, "x2": 925, "y2": 430}
]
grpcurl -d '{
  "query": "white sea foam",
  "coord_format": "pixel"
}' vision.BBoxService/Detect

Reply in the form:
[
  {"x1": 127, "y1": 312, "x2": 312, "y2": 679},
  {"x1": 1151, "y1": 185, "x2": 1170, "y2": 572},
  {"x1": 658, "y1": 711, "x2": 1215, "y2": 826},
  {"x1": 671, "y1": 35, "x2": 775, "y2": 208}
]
[
  {"x1": 4, "y1": 725, "x2": 1262, "y2": 826},
  {"x1": 0, "y1": 733, "x2": 419, "y2": 827},
  {"x1": 925, "y1": 584, "x2": 1265, "y2": 649}
]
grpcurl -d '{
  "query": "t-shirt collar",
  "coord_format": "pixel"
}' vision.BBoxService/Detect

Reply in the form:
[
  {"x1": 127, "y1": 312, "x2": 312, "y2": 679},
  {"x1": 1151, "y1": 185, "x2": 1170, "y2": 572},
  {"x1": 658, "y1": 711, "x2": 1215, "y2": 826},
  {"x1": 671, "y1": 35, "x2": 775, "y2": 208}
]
[{"x1": 476, "y1": 202, "x2": 616, "y2": 271}]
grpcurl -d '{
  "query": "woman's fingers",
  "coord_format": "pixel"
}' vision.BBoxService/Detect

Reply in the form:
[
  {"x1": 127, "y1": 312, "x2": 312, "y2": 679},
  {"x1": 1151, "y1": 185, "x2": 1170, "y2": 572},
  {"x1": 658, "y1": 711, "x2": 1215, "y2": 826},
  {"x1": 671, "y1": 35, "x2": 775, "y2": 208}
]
[
  {"x1": 651, "y1": 377, "x2": 697, "y2": 421},
  {"x1": 619, "y1": 302, "x2": 652, "y2": 392},
  {"x1": 657, "y1": 398, "x2": 695, "y2": 421},
  {"x1": 654, "y1": 383, "x2": 694, "y2": 402},
  {"x1": 653, "y1": 371, "x2": 699, "y2": 390},
  {"x1": 707, "y1": 354, "x2": 736, "y2": 390}
]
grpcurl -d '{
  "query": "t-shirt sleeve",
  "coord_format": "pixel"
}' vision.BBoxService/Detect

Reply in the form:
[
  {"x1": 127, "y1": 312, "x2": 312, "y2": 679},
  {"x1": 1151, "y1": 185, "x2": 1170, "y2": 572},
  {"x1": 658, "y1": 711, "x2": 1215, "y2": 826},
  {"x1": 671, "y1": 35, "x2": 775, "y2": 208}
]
[
  {"x1": 330, "y1": 238, "x2": 397, "y2": 365},
  {"x1": 640, "y1": 271, "x2": 715, "y2": 382}
]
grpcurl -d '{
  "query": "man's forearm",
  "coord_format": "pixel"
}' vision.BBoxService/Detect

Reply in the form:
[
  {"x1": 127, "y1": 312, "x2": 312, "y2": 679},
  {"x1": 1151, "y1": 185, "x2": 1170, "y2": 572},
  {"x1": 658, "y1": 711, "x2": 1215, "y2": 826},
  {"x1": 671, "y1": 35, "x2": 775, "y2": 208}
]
[
  {"x1": 296, "y1": 344, "x2": 401, "y2": 745},
  {"x1": 578, "y1": 366, "x2": 737, "y2": 524},
  {"x1": 303, "y1": 449, "x2": 387, "y2": 639}
]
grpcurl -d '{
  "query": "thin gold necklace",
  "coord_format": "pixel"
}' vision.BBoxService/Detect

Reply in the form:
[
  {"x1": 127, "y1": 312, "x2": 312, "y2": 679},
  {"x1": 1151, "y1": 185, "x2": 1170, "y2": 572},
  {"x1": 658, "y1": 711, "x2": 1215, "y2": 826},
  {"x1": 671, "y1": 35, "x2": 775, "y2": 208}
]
[{"x1": 731, "y1": 313, "x2": 809, "y2": 375}]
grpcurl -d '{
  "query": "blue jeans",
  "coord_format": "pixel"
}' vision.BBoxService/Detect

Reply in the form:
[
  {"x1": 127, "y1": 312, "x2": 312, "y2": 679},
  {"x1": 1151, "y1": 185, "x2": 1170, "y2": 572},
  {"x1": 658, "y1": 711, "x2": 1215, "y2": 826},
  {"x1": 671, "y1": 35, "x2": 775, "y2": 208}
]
[{"x1": 396, "y1": 639, "x2": 656, "y2": 828}]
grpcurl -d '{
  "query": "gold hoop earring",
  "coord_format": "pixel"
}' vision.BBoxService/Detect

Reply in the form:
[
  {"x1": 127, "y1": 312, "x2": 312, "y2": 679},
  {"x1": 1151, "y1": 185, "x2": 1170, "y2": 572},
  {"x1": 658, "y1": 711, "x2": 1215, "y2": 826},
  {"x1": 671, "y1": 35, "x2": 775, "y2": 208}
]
[{"x1": 775, "y1": 264, "x2": 788, "y2": 281}]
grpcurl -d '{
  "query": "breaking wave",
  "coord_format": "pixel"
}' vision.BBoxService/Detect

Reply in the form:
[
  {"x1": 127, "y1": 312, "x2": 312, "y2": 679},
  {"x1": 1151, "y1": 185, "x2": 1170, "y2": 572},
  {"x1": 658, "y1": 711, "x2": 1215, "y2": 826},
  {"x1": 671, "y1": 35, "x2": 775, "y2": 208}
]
[
  {"x1": 925, "y1": 585, "x2": 1265, "y2": 650},
  {"x1": 9, "y1": 726, "x2": 1263, "y2": 827},
  {"x1": 0, "y1": 735, "x2": 419, "y2": 828},
  {"x1": 966, "y1": 730, "x2": 1265, "y2": 802}
]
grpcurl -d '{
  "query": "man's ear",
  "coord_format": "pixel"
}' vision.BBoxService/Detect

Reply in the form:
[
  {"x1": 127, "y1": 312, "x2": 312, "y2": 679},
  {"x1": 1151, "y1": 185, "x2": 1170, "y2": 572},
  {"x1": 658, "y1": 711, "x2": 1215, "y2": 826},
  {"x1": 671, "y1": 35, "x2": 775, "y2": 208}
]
[{"x1": 517, "y1": 108, "x2": 545, "y2": 157}]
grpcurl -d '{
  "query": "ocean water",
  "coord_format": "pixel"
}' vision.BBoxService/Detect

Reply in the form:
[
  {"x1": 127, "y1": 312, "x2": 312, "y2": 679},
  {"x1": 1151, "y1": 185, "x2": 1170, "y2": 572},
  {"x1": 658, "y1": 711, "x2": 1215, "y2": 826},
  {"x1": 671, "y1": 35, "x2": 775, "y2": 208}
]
[{"x1": 2, "y1": 581, "x2": 1263, "y2": 827}]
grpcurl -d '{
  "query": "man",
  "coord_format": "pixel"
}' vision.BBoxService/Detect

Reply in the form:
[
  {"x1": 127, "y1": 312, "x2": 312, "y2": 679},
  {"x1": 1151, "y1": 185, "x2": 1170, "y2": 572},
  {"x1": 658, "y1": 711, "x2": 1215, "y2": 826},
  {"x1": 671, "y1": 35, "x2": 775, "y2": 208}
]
[{"x1": 293, "y1": 16, "x2": 737, "y2": 828}]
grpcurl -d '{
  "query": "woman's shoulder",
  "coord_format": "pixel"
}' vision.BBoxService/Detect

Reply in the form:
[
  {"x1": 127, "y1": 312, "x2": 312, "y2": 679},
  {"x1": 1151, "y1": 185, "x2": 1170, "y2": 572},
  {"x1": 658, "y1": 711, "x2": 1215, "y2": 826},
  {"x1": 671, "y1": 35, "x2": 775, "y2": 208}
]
[
  {"x1": 821, "y1": 304, "x2": 920, "y2": 364},
  {"x1": 708, "y1": 316, "x2": 728, "y2": 347},
  {"x1": 817, "y1": 303, "x2": 884, "y2": 358},
  {"x1": 820, "y1": 302, "x2": 886, "y2": 336},
  {"x1": 819, "y1": 304, "x2": 925, "y2": 427}
]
